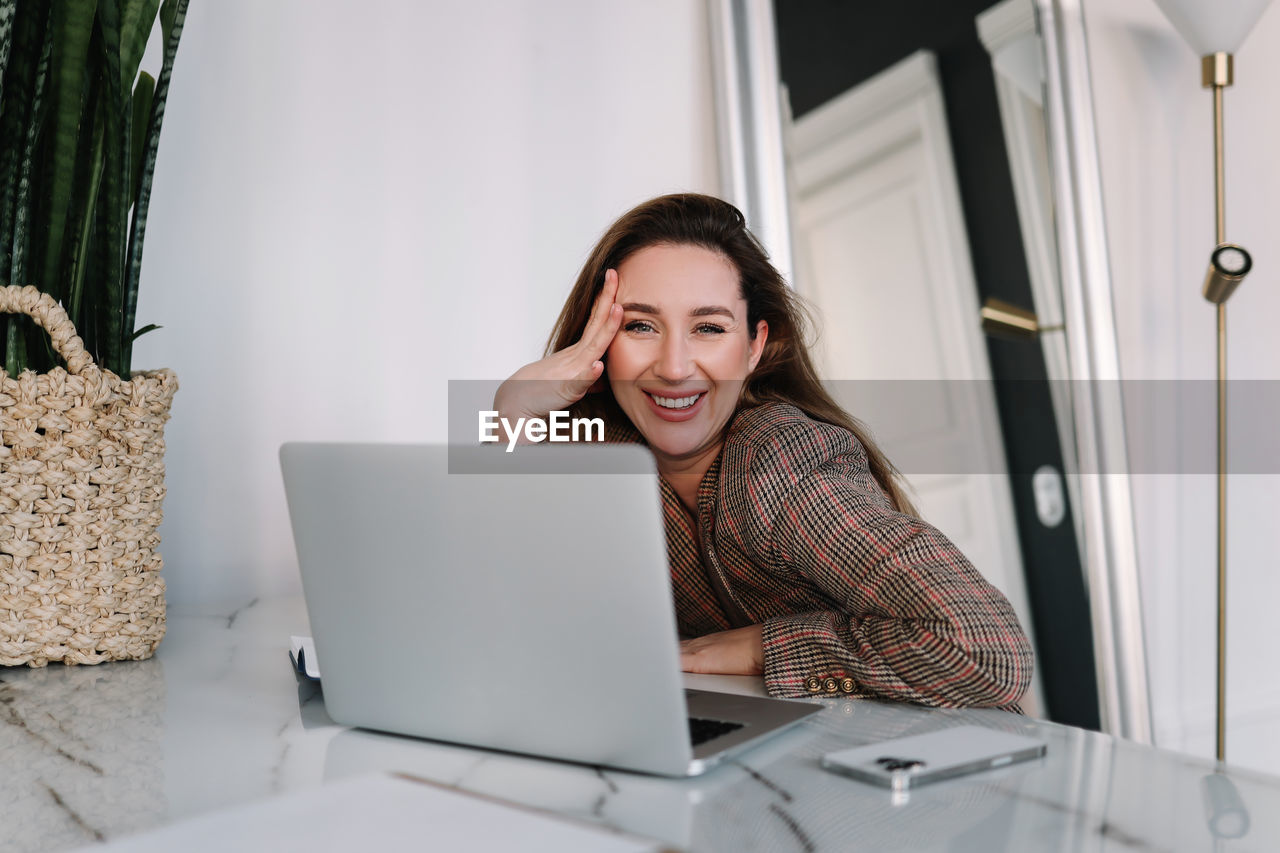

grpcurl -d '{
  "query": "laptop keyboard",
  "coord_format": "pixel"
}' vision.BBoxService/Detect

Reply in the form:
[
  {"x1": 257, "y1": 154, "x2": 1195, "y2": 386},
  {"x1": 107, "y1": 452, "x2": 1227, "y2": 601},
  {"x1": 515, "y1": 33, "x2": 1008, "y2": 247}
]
[{"x1": 688, "y1": 716, "x2": 745, "y2": 746}]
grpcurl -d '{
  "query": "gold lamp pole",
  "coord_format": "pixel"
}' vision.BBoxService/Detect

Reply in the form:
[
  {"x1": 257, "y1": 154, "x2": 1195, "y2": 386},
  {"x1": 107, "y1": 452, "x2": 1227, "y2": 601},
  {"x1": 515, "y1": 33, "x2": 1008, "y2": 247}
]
[
  {"x1": 1154, "y1": 0, "x2": 1270, "y2": 765},
  {"x1": 1208, "y1": 53, "x2": 1233, "y2": 768}
]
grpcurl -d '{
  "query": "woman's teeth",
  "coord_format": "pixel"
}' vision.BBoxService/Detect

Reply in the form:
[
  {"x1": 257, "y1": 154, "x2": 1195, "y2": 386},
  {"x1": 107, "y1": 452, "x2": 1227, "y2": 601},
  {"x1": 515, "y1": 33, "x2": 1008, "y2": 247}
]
[{"x1": 650, "y1": 393, "x2": 701, "y2": 410}]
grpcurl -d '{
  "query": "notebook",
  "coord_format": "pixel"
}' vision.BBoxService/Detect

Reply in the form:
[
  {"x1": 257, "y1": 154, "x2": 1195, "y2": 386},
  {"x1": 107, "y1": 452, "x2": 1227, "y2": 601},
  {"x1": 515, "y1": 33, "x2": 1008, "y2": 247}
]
[
  {"x1": 82, "y1": 772, "x2": 674, "y2": 852},
  {"x1": 279, "y1": 442, "x2": 821, "y2": 776}
]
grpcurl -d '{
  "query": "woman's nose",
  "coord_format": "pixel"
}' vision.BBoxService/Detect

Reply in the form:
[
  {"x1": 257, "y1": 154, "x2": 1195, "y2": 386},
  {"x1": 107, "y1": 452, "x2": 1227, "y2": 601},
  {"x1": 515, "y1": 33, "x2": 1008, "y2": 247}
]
[{"x1": 654, "y1": 334, "x2": 694, "y2": 383}]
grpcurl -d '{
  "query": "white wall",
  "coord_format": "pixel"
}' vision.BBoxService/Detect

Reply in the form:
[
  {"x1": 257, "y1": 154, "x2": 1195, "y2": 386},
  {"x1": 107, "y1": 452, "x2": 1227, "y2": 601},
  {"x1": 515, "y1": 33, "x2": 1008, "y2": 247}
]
[
  {"x1": 131, "y1": 1, "x2": 719, "y2": 607},
  {"x1": 1083, "y1": 0, "x2": 1280, "y2": 770}
]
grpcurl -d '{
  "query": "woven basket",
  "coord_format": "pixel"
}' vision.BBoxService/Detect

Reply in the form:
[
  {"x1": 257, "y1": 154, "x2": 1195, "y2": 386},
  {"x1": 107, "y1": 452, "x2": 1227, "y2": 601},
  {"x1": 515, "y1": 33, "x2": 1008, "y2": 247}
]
[{"x1": 0, "y1": 285, "x2": 178, "y2": 666}]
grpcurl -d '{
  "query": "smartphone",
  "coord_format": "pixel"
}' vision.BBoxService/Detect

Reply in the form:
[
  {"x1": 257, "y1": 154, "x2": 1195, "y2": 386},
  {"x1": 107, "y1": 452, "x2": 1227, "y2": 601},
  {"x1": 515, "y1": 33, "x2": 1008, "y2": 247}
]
[{"x1": 821, "y1": 725, "x2": 1046, "y2": 791}]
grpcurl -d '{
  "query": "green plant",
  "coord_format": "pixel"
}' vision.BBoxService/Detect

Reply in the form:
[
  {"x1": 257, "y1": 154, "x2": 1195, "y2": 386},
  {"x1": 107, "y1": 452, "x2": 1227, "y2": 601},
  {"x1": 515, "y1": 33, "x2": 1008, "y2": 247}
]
[{"x1": 0, "y1": 0, "x2": 188, "y2": 378}]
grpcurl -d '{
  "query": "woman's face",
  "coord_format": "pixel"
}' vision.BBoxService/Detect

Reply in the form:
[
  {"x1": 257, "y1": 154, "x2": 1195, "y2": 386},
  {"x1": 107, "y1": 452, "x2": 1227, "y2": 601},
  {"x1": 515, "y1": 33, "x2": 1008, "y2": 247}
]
[{"x1": 606, "y1": 243, "x2": 768, "y2": 469}]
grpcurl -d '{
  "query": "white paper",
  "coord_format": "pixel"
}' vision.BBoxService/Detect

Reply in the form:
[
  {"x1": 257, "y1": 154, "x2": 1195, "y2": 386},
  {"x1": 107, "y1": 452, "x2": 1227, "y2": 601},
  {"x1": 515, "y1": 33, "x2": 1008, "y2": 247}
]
[{"x1": 81, "y1": 773, "x2": 667, "y2": 852}]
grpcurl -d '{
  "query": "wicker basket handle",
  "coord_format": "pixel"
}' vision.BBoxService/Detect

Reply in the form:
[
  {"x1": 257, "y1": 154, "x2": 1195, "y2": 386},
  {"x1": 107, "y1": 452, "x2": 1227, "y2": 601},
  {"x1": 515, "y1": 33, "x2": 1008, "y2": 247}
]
[{"x1": 0, "y1": 286, "x2": 96, "y2": 375}]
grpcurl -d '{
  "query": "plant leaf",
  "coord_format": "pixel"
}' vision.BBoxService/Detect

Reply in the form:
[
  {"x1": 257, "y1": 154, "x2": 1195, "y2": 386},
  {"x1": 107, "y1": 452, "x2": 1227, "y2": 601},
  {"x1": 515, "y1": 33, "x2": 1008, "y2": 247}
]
[
  {"x1": 96, "y1": 0, "x2": 123, "y2": 98},
  {"x1": 118, "y1": 0, "x2": 158, "y2": 93},
  {"x1": 10, "y1": 13, "x2": 53, "y2": 373},
  {"x1": 129, "y1": 71, "x2": 153, "y2": 206},
  {"x1": 0, "y1": 0, "x2": 18, "y2": 99},
  {"x1": 1, "y1": 2, "x2": 51, "y2": 374},
  {"x1": 129, "y1": 321, "x2": 159, "y2": 341},
  {"x1": 95, "y1": 0, "x2": 130, "y2": 374},
  {"x1": 41, "y1": 0, "x2": 99, "y2": 301},
  {"x1": 0, "y1": 0, "x2": 45, "y2": 288},
  {"x1": 5, "y1": 319, "x2": 27, "y2": 377},
  {"x1": 65, "y1": 84, "x2": 106, "y2": 334},
  {"x1": 122, "y1": 0, "x2": 185, "y2": 372}
]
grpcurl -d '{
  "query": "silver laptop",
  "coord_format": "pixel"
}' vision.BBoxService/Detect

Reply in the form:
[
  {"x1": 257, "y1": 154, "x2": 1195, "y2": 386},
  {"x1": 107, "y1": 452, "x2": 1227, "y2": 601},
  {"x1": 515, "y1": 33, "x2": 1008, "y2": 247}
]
[{"x1": 279, "y1": 442, "x2": 821, "y2": 777}]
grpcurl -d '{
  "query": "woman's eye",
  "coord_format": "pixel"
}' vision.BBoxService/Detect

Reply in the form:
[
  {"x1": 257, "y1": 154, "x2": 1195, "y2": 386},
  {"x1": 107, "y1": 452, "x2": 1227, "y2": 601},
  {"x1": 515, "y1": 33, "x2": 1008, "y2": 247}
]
[
  {"x1": 695, "y1": 324, "x2": 726, "y2": 335},
  {"x1": 624, "y1": 320, "x2": 655, "y2": 333}
]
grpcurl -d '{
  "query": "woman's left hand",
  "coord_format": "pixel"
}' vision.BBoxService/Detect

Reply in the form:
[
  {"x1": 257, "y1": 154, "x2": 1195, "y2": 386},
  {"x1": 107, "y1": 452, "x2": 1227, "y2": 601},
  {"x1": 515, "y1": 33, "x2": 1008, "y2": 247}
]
[{"x1": 679, "y1": 625, "x2": 765, "y2": 676}]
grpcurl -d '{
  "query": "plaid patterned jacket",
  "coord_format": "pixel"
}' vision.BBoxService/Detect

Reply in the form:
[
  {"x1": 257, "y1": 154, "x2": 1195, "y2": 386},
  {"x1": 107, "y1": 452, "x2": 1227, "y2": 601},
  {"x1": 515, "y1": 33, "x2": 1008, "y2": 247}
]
[{"x1": 632, "y1": 402, "x2": 1033, "y2": 710}]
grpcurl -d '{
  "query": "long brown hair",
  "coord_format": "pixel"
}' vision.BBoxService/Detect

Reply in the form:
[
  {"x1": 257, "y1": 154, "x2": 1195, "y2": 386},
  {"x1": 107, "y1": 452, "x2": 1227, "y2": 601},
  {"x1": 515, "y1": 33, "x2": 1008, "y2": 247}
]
[{"x1": 548, "y1": 193, "x2": 917, "y2": 515}]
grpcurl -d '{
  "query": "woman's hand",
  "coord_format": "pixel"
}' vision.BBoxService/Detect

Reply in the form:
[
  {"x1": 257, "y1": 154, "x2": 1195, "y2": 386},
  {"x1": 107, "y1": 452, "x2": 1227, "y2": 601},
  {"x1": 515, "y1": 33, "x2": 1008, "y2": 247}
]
[
  {"x1": 493, "y1": 269, "x2": 624, "y2": 425},
  {"x1": 679, "y1": 625, "x2": 765, "y2": 676}
]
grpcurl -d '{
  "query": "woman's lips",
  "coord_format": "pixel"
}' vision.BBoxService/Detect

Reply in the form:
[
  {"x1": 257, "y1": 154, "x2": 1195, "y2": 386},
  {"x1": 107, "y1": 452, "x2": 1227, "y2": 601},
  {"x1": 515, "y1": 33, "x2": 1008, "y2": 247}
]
[{"x1": 643, "y1": 390, "x2": 707, "y2": 422}]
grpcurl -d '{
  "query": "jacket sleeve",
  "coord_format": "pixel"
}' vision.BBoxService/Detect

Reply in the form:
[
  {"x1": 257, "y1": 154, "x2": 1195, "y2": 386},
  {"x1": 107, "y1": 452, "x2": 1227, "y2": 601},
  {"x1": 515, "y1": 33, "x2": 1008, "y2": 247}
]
[{"x1": 732, "y1": 415, "x2": 1033, "y2": 709}]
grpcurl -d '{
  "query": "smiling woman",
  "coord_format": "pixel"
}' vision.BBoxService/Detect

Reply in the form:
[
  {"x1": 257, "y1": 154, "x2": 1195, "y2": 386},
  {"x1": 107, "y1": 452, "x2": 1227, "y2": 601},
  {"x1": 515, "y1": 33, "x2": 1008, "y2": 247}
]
[
  {"x1": 494, "y1": 193, "x2": 1034, "y2": 709},
  {"x1": 606, "y1": 244, "x2": 767, "y2": 509}
]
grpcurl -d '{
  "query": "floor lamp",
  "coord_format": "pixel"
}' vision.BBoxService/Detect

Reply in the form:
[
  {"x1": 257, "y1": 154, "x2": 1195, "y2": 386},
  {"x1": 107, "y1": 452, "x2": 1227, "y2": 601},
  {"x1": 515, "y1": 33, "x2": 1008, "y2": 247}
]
[{"x1": 1152, "y1": 0, "x2": 1273, "y2": 765}]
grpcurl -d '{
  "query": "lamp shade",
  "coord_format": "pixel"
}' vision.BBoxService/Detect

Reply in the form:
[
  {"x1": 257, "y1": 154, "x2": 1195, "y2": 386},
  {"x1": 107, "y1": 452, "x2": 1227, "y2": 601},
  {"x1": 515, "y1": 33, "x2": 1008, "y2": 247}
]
[{"x1": 1153, "y1": 0, "x2": 1274, "y2": 54}]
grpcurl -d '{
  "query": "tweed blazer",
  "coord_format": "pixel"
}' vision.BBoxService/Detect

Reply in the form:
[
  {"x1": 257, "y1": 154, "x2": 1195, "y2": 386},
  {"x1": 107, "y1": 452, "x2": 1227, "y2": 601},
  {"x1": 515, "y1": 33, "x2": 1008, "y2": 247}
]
[{"x1": 632, "y1": 402, "x2": 1033, "y2": 709}]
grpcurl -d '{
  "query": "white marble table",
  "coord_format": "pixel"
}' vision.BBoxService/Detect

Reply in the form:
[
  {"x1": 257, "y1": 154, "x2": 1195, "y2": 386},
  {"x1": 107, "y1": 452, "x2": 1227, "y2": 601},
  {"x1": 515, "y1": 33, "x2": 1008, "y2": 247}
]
[{"x1": 2, "y1": 595, "x2": 1277, "y2": 852}]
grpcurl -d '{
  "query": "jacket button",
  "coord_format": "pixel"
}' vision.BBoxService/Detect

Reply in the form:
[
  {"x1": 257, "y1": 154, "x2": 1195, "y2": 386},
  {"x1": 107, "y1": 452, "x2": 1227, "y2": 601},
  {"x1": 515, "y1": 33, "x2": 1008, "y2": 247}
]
[
  {"x1": 805, "y1": 676, "x2": 822, "y2": 693},
  {"x1": 841, "y1": 678, "x2": 855, "y2": 694},
  {"x1": 824, "y1": 677, "x2": 839, "y2": 693}
]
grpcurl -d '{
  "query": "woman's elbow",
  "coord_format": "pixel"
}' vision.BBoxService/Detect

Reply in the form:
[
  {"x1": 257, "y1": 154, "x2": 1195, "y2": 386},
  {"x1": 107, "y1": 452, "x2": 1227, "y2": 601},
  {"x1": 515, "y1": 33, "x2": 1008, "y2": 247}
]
[
  {"x1": 947, "y1": 598, "x2": 1036, "y2": 708},
  {"x1": 915, "y1": 624, "x2": 1034, "y2": 709},
  {"x1": 955, "y1": 636, "x2": 1035, "y2": 709}
]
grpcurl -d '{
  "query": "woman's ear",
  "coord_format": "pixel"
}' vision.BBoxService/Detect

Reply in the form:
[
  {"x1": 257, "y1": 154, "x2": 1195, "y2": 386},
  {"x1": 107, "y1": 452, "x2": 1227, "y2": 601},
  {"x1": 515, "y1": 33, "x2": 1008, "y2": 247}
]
[{"x1": 747, "y1": 320, "x2": 769, "y2": 371}]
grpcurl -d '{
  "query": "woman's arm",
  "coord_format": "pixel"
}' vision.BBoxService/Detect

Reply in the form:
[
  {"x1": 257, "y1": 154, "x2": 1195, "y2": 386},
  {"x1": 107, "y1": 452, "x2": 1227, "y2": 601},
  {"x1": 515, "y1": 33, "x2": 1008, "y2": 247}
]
[{"x1": 732, "y1": 414, "x2": 1034, "y2": 708}]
